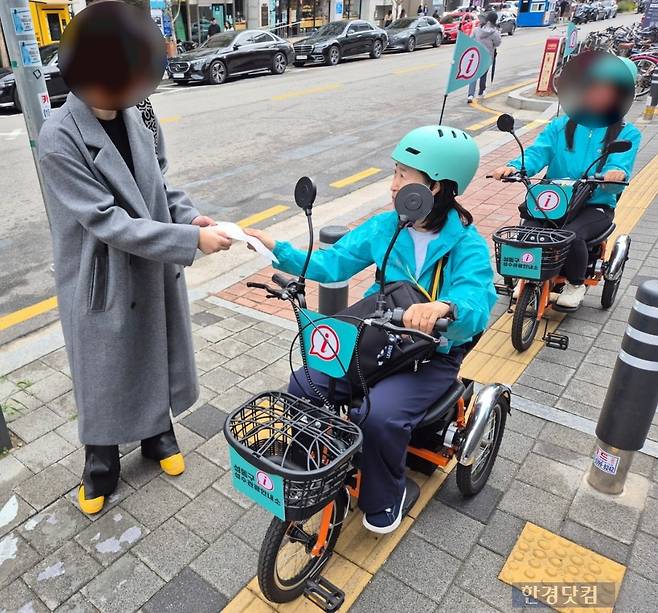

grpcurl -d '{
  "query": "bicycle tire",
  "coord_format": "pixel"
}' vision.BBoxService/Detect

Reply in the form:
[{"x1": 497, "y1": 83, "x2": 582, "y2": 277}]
[
  {"x1": 511, "y1": 283, "x2": 541, "y2": 352},
  {"x1": 258, "y1": 491, "x2": 347, "y2": 603}
]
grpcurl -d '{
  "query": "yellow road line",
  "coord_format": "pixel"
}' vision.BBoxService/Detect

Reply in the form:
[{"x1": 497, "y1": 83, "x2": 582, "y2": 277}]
[
  {"x1": 483, "y1": 78, "x2": 537, "y2": 100},
  {"x1": 237, "y1": 205, "x2": 289, "y2": 228},
  {"x1": 393, "y1": 63, "x2": 438, "y2": 75},
  {"x1": 466, "y1": 114, "x2": 499, "y2": 131},
  {"x1": 520, "y1": 40, "x2": 546, "y2": 47},
  {"x1": 0, "y1": 297, "x2": 58, "y2": 332},
  {"x1": 0, "y1": 206, "x2": 289, "y2": 333},
  {"x1": 271, "y1": 83, "x2": 342, "y2": 101},
  {"x1": 330, "y1": 167, "x2": 382, "y2": 189},
  {"x1": 159, "y1": 115, "x2": 181, "y2": 124},
  {"x1": 523, "y1": 118, "x2": 549, "y2": 131}
]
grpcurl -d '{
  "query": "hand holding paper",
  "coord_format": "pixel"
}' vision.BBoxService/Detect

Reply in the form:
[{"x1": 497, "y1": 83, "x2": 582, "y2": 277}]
[{"x1": 215, "y1": 222, "x2": 279, "y2": 263}]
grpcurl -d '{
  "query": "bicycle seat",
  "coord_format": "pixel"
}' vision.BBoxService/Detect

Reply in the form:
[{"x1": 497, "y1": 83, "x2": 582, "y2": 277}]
[
  {"x1": 416, "y1": 379, "x2": 465, "y2": 429},
  {"x1": 586, "y1": 223, "x2": 616, "y2": 248}
]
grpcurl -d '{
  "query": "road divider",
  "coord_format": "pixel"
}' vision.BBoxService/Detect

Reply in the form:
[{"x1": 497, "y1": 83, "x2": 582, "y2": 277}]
[
  {"x1": 272, "y1": 83, "x2": 343, "y2": 101},
  {"x1": 330, "y1": 167, "x2": 382, "y2": 189},
  {"x1": 159, "y1": 115, "x2": 181, "y2": 124},
  {"x1": 237, "y1": 205, "x2": 289, "y2": 228}
]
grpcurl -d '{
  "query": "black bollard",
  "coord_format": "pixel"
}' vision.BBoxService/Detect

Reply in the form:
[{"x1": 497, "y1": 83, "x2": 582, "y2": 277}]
[
  {"x1": 318, "y1": 226, "x2": 350, "y2": 316},
  {"x1": 0, "y1": 408, "x2": 11, "y2": 452},
  {"x1": 588, "y1": 280, "x2": 658, "y2": 494}
]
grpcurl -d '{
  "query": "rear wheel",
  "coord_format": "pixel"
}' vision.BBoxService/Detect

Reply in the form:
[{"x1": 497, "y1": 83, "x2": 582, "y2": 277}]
[
  {"x1": 370, "y1": 39, "x2": 383, "y2": 59},
  {"x1": 208, "y1": 60, "x2": 227, "y2": 84},
  {"x1": 326, "y1": 45, "x2": 341, "y2": 66},
  {"x1": 511, "y1": 283, "x2": 541, "y2": 352},
  {"x1": 406, "y1": 36, "x2": 416, "y2": 52},
  {"x1": 271, "y1": 52, "x2": 287, "y2": 75},
  {"x1": 456, "y1": 396, "x2": 508, "y2": 496},
  {"x1": 508, "y1": 25, "x2": 516, "y2": 36},
  {"x1": 258, "y1": 492, "x2": 347, "y2": 603}
]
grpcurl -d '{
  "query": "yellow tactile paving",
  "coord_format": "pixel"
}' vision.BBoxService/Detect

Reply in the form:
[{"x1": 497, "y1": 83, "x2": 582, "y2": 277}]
[
  {"x1": 499, "y1": 523, "x2": 626, "y2": 613},
  {"x1": 223, "y1": 151, "x2": 658, "y2": 612}
]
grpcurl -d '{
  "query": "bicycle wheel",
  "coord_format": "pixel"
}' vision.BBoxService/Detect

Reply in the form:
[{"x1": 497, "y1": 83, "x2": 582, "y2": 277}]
[
  {"x1": 633, "y1": 57, "x2": 657, "y2": 97},
  {"x1": 258, "y1": 490, "x2": 348, "y2": 603},
  {"x1": 601, "y1": 259, "x2": 626, "y2": 310},
  {"x1": 511, "y1": 283, "x2": 541, "y2": 352},
  {"x1": 456, "y1": 394, "x2": 508, "y2": 496}
]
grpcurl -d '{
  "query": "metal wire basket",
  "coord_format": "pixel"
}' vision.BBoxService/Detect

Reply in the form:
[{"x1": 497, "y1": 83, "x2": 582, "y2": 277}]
[
  {"x1": 224, "y1": 391, "x2": 363, "y2": 521},
  {"x1": 493, "y1": 226, "x2": 576, "y2": 281}
]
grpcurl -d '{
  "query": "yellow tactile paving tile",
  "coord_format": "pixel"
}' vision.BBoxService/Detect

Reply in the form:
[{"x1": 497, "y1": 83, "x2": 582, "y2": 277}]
[{"x1": 499, "y1": 522, "x2": 626, "y2": 613}]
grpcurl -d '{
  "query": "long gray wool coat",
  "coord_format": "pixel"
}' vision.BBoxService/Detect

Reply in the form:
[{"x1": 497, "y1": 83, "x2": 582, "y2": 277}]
[{"x1": 38, "y1": 93, "x2": 201, "y2": 445}]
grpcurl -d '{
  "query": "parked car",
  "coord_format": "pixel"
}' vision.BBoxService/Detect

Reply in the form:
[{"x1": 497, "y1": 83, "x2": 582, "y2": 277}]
[
  {"x1": 490, "y1": 2, "x2": 518, "y2": 14},
  {"x1": 166, "y1": 30, "x2": 295, "y2": 85},
  {"x1": 385, "y1": 16, "x2": 443, "y2": 52},
  {"x1": 600, "y1": 0, "x2": 618, "y2": 18},
  {"x1": 592, "y1": 1, "x2": 608, "y2": 19},
  {"x1": 0, "y1": 44, "x2": 67, "y2": 112},
  {"x1": 498, "y1": 12, "x2": 517, "y2": 35},
  {"x1": 293, "y1": 20, "x2": 387, "y2": 66},
  {"x1": 440, "y1": 12, "x2": 477, "y2": 43}
]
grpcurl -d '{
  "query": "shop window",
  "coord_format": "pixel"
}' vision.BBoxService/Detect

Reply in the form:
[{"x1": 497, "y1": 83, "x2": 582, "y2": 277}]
[{"x1": 46, "y1": 12, "x2": 63, "y2": 41}]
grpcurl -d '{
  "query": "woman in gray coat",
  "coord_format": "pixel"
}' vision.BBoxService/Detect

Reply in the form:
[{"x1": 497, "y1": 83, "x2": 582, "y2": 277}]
[
  {"x1": 467, "y1": 12, "x2": 502, "y2": 103},
  {"x1": 38, "y1": 1, "x2": 232, "y2": 514}
]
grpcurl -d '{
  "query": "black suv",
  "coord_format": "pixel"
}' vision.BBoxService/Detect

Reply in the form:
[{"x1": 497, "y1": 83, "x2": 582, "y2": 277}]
[{"x1": 293, "y1": 20, "x2": 387, "y2": 67}]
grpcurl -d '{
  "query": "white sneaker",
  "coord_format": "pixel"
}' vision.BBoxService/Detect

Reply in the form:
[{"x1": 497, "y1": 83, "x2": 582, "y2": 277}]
[
  {"x1": 556, "y1": 283, "x2": 586, "y2": 308},
  {"x1": 467, "y1": 95, "x2": 474, "y2": 103},
  {"x1": 478, "y1": 90, "x2": 486, "y2": 98}
]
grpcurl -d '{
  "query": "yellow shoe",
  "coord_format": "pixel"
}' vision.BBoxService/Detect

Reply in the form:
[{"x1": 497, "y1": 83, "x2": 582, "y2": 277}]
[
  {"x1": 78, "y1": 485, "x2": 105, "y2": 515},
  {"x1": 160, "y1": 452, "x2": 185, "y2": 476}
]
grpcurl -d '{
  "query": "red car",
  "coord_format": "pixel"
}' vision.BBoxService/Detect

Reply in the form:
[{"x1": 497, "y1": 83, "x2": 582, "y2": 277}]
[{"x1": 440, "y1": 12, "x2": 477, "y2": 43}]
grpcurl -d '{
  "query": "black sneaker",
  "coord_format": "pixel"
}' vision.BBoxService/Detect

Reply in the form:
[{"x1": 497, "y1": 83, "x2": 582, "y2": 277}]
[{"x1": 362, "y1": 488, "x2": 407, "y2": 534}]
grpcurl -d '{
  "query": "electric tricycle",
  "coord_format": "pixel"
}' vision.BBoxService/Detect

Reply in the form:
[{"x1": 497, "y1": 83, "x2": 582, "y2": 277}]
[
  {"x1": 223, "y1": 177, "x2": 511, "y2": 611},
  {"x1": 490, "y1": 114, "x2": 632, "y2": 352}
]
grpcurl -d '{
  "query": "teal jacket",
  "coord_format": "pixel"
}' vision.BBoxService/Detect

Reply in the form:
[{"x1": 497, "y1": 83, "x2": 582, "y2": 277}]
[
  {"x1": 508, "y1": 116, "x2": 641, "y2": 208},
  {"x1": 273, "y1": 209, "x2": 497, "y2": 354}
]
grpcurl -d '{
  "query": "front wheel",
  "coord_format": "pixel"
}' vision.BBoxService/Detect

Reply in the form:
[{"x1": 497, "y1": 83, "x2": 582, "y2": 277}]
[
  {"x1": 271, "y1": 52, "x2": 287, "y2": 75},
  {"x1": 508, "y1": 25, "x2": 516, "y2": 36},
  {"x1": 258, "y1": 492, "x2": 347, "y2": 603},
  {"x1": 326, "y1": 45, "x2": 341, "y2": 66},
  {"x1": 511, "y1": 283, "x2": 542, "y2": 352},
  {"x1": 633, "y1": 58, "x2": 656, "y2": 97},
  {"x1": 456, "y1": 395, "x2": 508, "y2": 496},
  {"x1": 433, "y1": 33, "x2": 442, "y2": 47},
  {"x1": 370, "y1": 39, "x2": 383, "y2": 59},
  {"x1": 601, "y1": 259, "x2": 626, "y2": 310},
  {"x1": 406, "y1": 36, "x2": 416, "y2": 52},
  {"x1": 207, "y1": 60, "x2": 227, "y2": 85}
]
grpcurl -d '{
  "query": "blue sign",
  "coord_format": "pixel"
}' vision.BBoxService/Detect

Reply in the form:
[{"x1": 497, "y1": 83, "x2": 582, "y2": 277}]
[
  {"x1": 564, "y1": 22, "x2": 578, "y2": 59},
  {"x1": 526, "y1": 183, "x2": 572, "y2": 221},
  {"x1": 299, "y1": 309, "x2": 358, "y2": 379},
  {"x1": 11, "y1": 7, "x2": 33, "y2": 35},
  {"x1": 336, "y1": 2, "x2": 344, "y2": 14},
  {"x1": 499, "y1": 245, "x2": 542, "y2": 280},
  {"x1": 229, "y1": 447, "x2": 286, "y2": 519},
  {"x1": 19, "y1": 41, "x2": 41, "y2": 68}
]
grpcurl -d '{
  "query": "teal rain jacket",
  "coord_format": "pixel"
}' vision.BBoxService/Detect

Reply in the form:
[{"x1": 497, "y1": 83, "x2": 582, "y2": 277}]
[
  {"x1": 507, "y1": 115, "x2": 641, "y2": 208},
  {"x1": 273, "y1": 209, "x2": 497, "y2": 354}
]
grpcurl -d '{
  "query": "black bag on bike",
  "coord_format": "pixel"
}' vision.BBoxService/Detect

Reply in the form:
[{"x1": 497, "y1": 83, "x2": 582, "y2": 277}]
[{"x1": 337, "y1": 259, "x2": 446, "y2": 389}]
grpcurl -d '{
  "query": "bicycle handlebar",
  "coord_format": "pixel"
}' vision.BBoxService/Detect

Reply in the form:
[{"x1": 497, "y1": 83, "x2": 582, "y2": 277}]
[
  {"x1": 487, "y1": 173, "x2": 628, "y2": 187},
  {"x1": 272, "y1": 272, "x2": 294, "y2": 289}
]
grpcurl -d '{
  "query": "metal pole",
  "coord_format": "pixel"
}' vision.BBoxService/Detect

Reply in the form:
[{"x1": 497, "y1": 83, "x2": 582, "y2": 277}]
[
  {"x1": 0, "y1": 407, "x2": 11, "y2": 451},
  {"x1": 318, "y1": 226, "x2": 350, "y2": 316},
  {"x1": 588, "y1": 280, "x2": 658, "y2": 495},
  {"x1": 0, "y1": 1, "x2": 51, "y2": 198}
]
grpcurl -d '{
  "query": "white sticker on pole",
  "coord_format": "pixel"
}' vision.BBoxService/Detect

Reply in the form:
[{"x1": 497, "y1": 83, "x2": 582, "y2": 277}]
[
  {"x1": 39, "y1": 92, "x2": 52, "y2": 120},
  {"x1": 19, "y1": 41, "x2": 42, "y2": 67},
  {"x1": 593, "y1": 447, "x2": 620, "y2": 475},
  {"x1": 11, "y1": 7, "x2": 34, "y2": 35}
]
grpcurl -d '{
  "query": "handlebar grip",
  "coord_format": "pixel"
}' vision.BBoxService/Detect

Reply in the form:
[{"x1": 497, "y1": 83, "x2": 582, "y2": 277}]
[
  {"x1": 271, "y1": 273, "x2": 293, "y2": 289},
  {"x1": 390, "y1": 306, "x2": 455, "y2": 334}
]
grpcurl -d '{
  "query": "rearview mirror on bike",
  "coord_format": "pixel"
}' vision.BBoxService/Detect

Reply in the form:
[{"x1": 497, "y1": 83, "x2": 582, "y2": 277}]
[{"x1": 496, "y1": 113, "x2": 516, "y2": 133}]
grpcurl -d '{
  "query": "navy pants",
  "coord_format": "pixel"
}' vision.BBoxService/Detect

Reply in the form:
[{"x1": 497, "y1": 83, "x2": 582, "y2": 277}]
[{"x1": 288, "y1": 352, "x2": 463, "y2": 514}]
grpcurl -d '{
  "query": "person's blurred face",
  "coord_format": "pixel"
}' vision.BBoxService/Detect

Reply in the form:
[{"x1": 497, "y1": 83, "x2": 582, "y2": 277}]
[
  {"x1": 59, "y1": 0, "x2": 165, "y2": 111},
  {"x1": 581, "y1": 81, "x2": 619, "y2": 115}
]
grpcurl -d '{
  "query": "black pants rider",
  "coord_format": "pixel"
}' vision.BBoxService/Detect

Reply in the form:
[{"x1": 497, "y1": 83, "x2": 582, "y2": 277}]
[{"x1": 525, "y1": 205, "x2": 614, "y2": 284}]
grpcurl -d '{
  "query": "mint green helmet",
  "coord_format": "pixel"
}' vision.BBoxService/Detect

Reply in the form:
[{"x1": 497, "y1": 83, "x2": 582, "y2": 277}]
[{"x1": 392, "y1": 126, "x2": 480, "y2": 195}]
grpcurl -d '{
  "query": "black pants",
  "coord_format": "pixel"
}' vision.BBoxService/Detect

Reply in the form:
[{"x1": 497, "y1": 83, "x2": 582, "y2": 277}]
[
  {"x1": 525, "y1": 206, "x2": 614, "y2": 284},
  {"x1": 82, "y1": 424, "x2": 180, "y2": 499}
]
